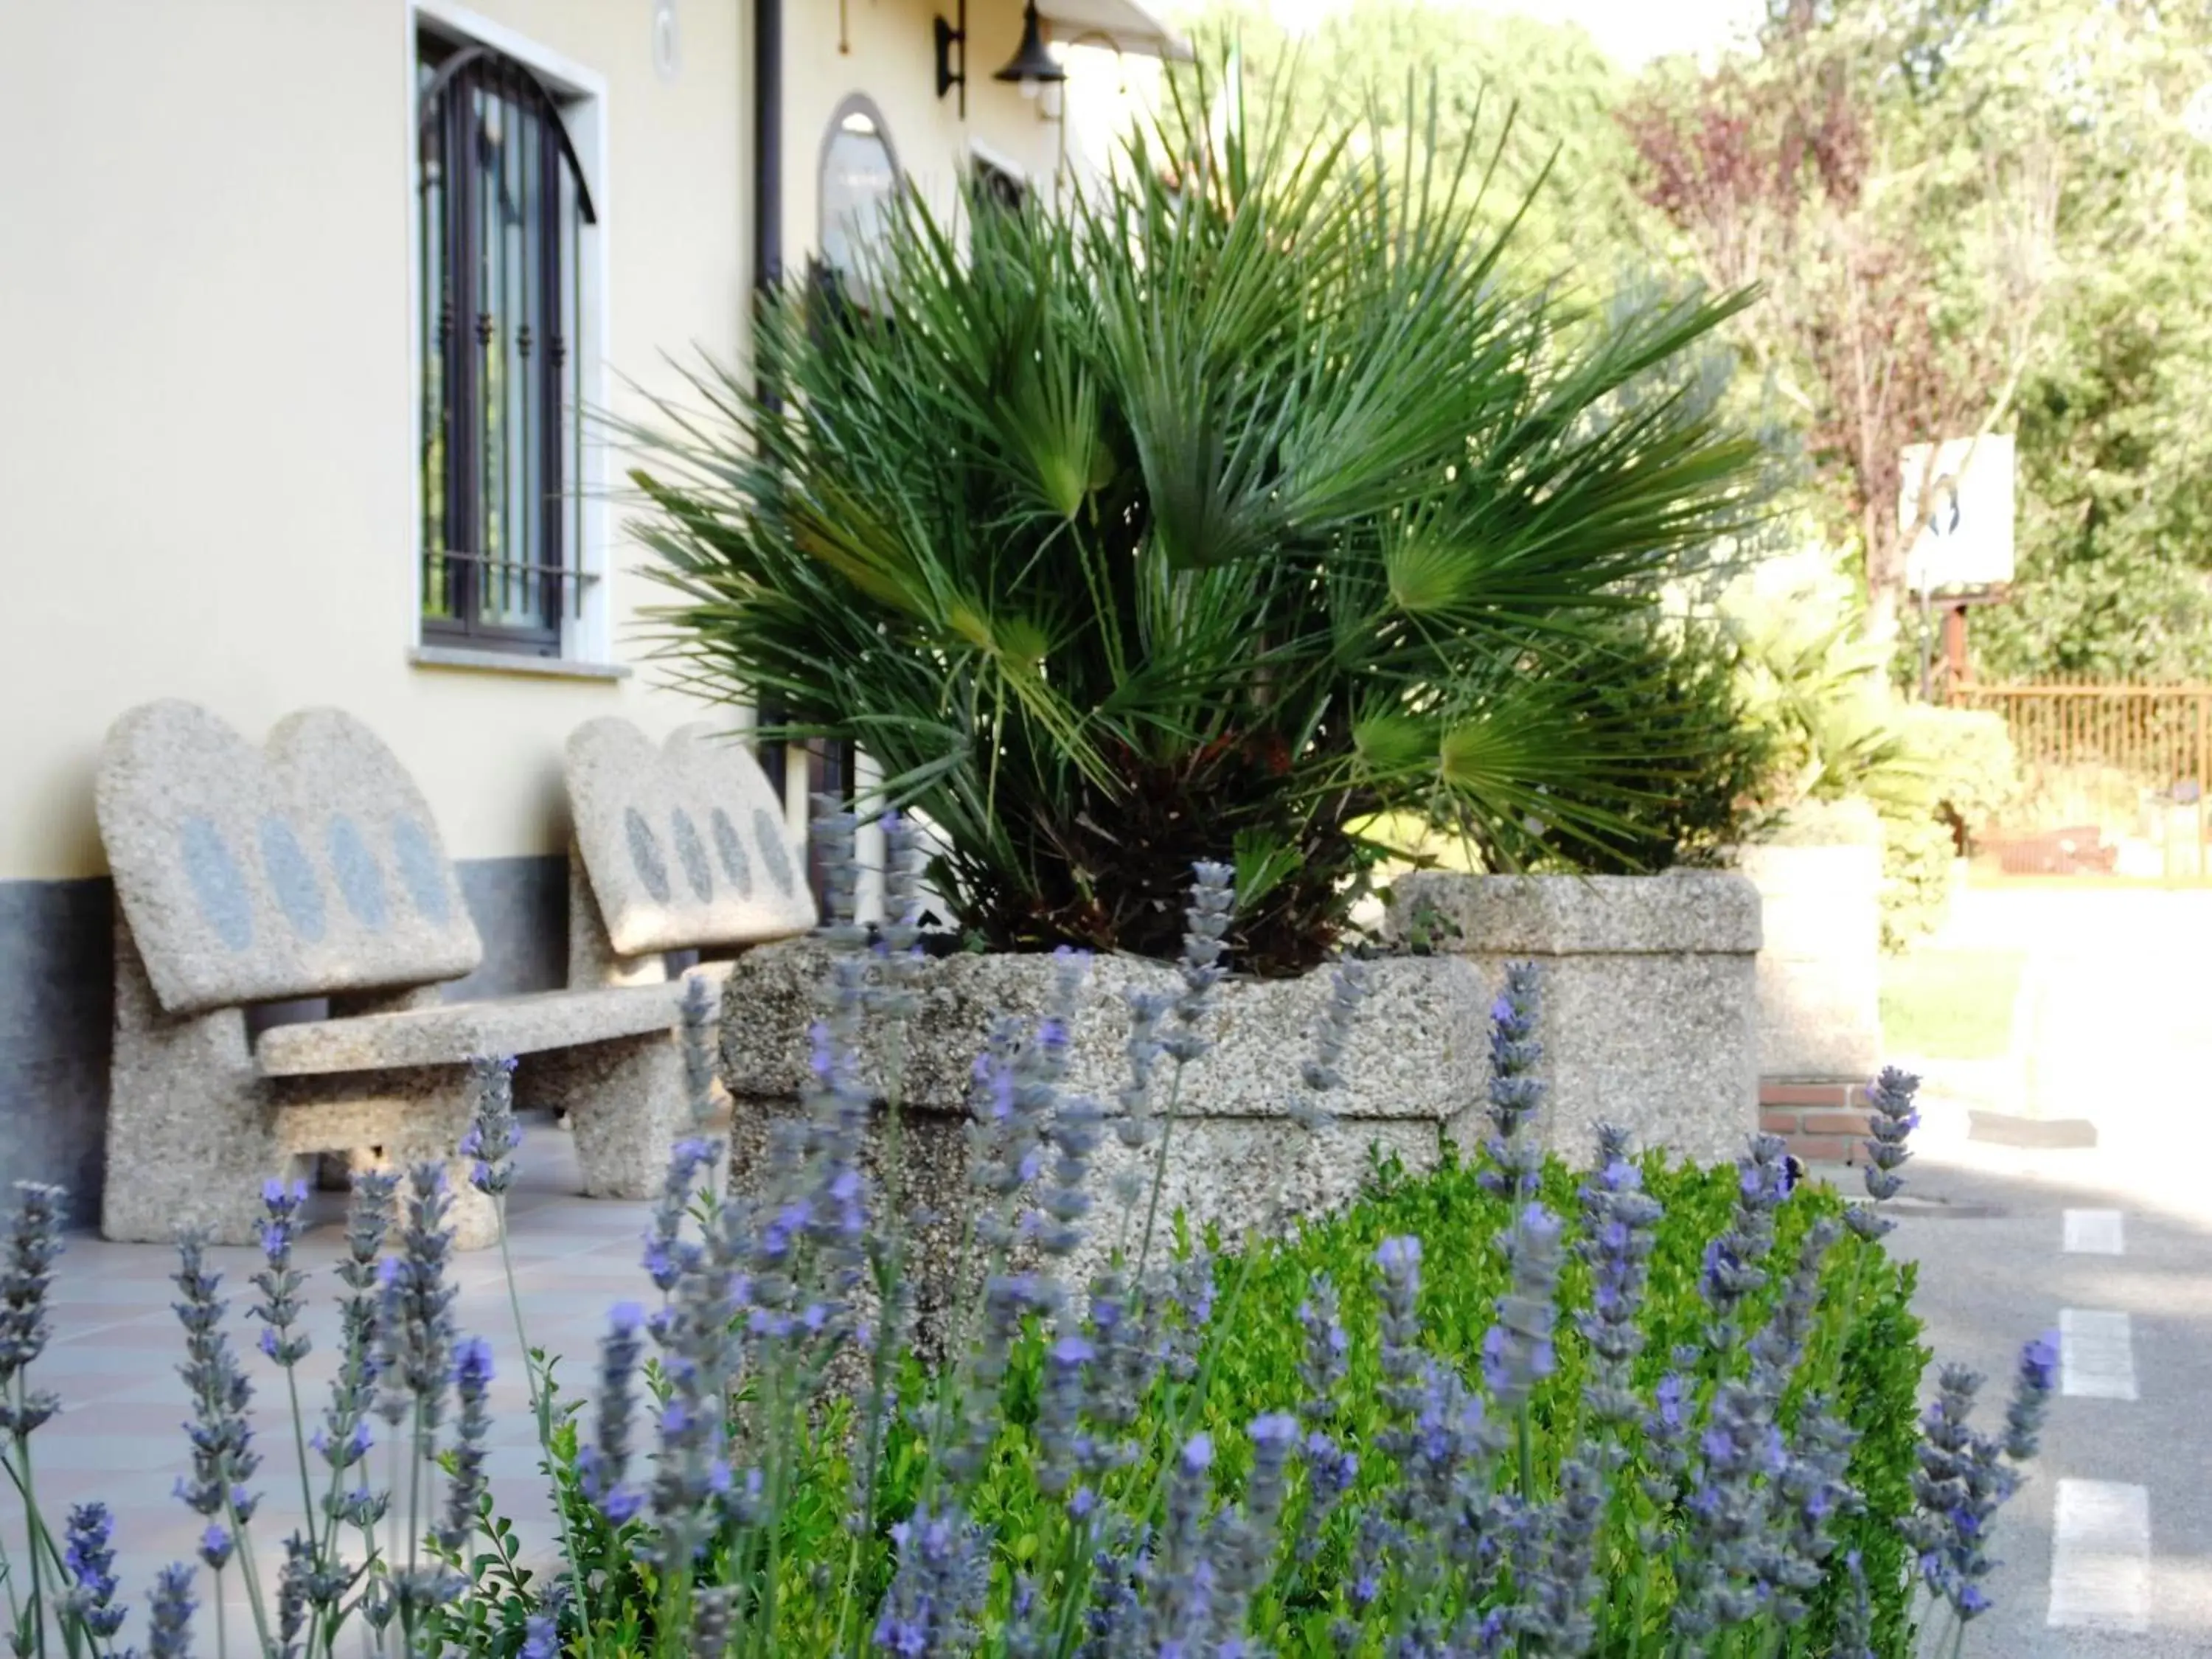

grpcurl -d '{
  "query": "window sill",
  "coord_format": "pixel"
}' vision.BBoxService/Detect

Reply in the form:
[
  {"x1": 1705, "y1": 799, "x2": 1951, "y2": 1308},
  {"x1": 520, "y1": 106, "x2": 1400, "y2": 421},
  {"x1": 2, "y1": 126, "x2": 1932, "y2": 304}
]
[{"x1": 409, "y1": 645, "x2": 632, "y2": 683}]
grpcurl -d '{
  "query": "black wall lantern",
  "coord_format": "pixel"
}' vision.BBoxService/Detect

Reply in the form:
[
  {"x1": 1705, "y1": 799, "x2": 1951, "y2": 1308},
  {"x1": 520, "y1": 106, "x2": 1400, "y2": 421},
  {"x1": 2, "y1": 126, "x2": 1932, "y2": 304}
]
[
  {"x1": 933, "y1": 0, "x2": 967, "y2": 117},
  {"x1": 995, "y1": 3, "x2": 1068, "y2": 94},
  {"x1": 938, "y1": 1, "x2": 1068, "y2": 115}
]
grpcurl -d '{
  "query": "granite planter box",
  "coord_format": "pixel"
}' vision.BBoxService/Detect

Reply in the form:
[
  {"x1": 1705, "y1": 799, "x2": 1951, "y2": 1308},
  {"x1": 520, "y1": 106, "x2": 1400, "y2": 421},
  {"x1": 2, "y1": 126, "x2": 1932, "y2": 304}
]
[
  {"x1": 717, "y1": 942, "x2": 1489, "y2": 1343},
  {"x1": 1382, "y1": 869, "x2": 1762, "y2": 1166},
  {"x1": 1738, "y1": 799, "x2": 1883, "y2": 1083}
]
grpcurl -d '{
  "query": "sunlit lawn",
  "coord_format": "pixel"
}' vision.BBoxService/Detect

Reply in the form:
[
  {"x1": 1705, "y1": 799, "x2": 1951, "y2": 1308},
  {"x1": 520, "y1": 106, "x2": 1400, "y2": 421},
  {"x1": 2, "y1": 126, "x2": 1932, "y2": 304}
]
[{"x1": 1879, "y1": 947, "x2": 2027, "y2": 1060}]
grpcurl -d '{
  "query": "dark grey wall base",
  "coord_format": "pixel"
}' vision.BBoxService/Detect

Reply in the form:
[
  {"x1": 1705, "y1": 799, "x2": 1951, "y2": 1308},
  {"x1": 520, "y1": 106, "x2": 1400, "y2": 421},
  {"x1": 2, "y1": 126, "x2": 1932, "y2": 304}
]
[
  {"x1": 0, "y1": 855, "x2": 570, "y2": 1225},
  {"x1": 450, "y1": 856, "x2": 569, "y2": 1000}
]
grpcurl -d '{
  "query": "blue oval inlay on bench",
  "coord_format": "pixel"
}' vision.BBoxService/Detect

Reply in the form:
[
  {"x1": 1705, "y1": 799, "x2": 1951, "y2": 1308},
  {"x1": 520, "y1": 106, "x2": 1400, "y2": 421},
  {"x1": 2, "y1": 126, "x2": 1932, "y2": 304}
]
[{"x1": 179, "y1": 817, "x2": 253, "y2": 952}]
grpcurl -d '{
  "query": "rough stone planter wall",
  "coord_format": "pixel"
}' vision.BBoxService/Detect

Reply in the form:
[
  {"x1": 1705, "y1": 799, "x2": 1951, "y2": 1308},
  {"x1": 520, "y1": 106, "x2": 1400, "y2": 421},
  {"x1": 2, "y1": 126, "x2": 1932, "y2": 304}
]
[
  {"x1": 1382, "y1": 869, "x2": 1761, "y2": 1166},
  {"x1": 1739, "y1": 799, "x2": 1883, "y2": 1083},
  {"x1": 718, "y1": 942, "x2": 1489, "y2": 1346}
]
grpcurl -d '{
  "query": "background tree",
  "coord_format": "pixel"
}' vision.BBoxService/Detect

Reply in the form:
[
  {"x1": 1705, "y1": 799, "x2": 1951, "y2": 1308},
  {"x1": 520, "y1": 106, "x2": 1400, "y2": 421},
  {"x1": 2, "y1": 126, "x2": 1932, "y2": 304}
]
[{"x1": 1619, "y1": 0, "x2": 2057, "y2": 642}]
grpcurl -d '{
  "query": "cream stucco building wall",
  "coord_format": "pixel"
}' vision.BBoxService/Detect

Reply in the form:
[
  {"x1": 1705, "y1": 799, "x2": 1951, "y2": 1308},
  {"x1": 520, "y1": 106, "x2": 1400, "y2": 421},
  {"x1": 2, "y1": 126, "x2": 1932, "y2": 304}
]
[
  {"x1": 0, "y1": 0, "x2": 1147, "y2": 1211},
  {"x1": 0, "y1": 0, "x2": 1075, "y2": 888}
]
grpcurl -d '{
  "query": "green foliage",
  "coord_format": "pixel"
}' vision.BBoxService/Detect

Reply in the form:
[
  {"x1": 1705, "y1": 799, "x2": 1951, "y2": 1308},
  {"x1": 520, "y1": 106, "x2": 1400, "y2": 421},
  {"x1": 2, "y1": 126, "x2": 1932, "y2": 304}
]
[
  {"x1": 1874, "y1": 706, "x2": 2021, "y2": 949},
  {"x1": 1721, "y1": 550, "x2": 2020, "y2": 944},
  {"x1": 635, "y1": 72, "x2": 1767, "y2": 973},
  {"x1": 1169, "y1": 1152, "x2": 1927, "y2": 1655},
  {"x1": 1520, "y1": 619, "x2": 1774, "y2": 873},
  {"x1": 529, "y1": 1147, "x2": 1928, "y2": 1655}
]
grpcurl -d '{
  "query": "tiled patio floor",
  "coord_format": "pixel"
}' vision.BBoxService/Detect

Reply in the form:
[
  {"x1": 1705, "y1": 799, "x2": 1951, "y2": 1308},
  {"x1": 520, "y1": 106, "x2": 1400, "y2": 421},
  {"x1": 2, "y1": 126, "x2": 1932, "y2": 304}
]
[{"x1": 5, "y1": 1114, "x2": 661, "y2": 1653}]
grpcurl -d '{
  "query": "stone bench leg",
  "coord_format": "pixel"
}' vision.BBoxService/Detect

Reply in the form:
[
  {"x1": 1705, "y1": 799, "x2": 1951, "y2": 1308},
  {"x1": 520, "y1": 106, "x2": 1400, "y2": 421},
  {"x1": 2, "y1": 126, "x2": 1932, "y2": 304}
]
[
  {"x1": 105, "y1": 923, "x2": 307, "y2": 1245},
  {"x1": 525, "y1": 1034, "x2": 685, "y2": 1200}
]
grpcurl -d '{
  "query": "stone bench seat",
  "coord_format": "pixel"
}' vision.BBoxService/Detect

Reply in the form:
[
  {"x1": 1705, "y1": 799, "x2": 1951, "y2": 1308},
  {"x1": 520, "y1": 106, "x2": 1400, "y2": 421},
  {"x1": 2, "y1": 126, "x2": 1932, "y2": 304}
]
[
  {"x1": 255, "y1": 983, "x2": 684, "y2": 1077},
  {"x1": 94, "y1": 700, "x2": 717, "y2": 1251}
]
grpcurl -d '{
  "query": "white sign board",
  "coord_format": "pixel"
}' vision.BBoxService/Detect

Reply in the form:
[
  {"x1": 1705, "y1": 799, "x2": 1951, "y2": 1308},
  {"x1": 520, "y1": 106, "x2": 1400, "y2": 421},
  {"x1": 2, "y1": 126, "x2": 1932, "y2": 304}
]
[{"x1": 1900, "y1": 435, "x2": 2016, "y2": 596}]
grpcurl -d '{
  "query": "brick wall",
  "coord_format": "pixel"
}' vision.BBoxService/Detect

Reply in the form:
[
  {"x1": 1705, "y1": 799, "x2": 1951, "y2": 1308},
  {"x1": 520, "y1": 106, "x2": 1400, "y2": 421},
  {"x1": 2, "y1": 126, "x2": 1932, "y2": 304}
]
[{"x1": 1759, "y1": 1079, "x2": 1871, "y2": 1166}]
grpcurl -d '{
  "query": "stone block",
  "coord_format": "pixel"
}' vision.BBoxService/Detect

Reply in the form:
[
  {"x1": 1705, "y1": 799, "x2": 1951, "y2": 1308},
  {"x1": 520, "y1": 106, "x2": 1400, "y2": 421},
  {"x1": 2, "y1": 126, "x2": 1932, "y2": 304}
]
[
  {"x1": 95, "y1": 700, "x2": 480, "y2": 1016},
  {"x1": 254, "y1": 982, "x2": 682, "y2": 1075},
  {"x1": 1741, "y1": 818, "x2": 1882, "y2": 1081},
  {"x1": 1382, "y1": 871, "x2": 1761, "y2": 1166},
  {"x1": 565, "y1": 718, "x2": 815, "y2": 959},
  {"x1": 719, "y1": 944, "x2": 1489, "y2": 1352},
  {"x1": 721, "y1": 942, "x2": 1488, "y2": 1122}
]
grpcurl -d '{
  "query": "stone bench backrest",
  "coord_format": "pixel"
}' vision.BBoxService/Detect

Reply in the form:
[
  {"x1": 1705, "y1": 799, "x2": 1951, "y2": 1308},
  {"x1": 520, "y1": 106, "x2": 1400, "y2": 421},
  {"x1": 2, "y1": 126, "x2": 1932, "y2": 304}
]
[
  {"x1": 565, "y1": 717, "x2": 816, "y2": 958},
  {"x1": 96, "y1": 701, "x2": 484, "y2": 1016}
]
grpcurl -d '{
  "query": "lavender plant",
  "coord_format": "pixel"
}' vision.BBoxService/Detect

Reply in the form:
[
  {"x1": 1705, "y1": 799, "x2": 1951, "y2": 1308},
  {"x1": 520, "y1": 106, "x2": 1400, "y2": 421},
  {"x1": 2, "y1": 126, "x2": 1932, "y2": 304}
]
[{"x1": 0, "y1": 820, "x2": 2057, "y2": 1659}]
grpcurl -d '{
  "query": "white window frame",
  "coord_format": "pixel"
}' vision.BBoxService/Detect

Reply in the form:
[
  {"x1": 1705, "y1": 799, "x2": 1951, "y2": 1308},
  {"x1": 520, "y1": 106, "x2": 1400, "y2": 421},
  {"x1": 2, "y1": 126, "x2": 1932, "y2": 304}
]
[{"x1": 405, "y1": 1, "x2": 615, "y2": 671}]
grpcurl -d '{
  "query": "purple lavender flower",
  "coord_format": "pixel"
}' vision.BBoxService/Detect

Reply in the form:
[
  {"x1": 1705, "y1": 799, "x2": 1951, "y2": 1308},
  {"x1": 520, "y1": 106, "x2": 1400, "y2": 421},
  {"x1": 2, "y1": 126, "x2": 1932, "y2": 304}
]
[
  {"x1": 1207, "y1": 1413, "x2": 1301, "y2": 1641},
  {"x1": 1166, "y1": 861, "x2": 1235, "y2": 1062},
  {"x1": 813, "y1": 804, "x2": 867, "y2": 951},
  {"x1": 1034, "y1": 1328, "x2": 1095, "y2": 1498},
  {"x1": 461, "y1": 1054, "x2": 523, "y2": 1196},
  {"x1": 1296, "y1": 1274, "x2": 1350, "y2": 1425},
  {"x1": 871, "y1": 811, "x2": 932, "y2": 1020},
  {"x1": 1700, "y1": 1134, "x2": 1792, "y2": 1353},
  {"x1": 645, "y1": 1188, "x2": 756, "y2": 1566},
  {"x1": 1747, "y1": 1216, "x2": 1842, "y2": 1397},
  {"x1": 274, "y1": 1528, "x2": 313, "y2": 1653},
  {"x1": 1905, "y1": 1362, "x2": 2017, "y2": 1624},
  {"x1": 518, "y1": 1613, "x2": 559, "y2": 1659},
  {"x1": 1848, "y1": 1066, "x2": 1921, "y2": 1239},
  {"x1": 1159, "y1": 1246, "x2": 1217, "y2": 1383},
  {"x1": 316, "y1": 1170, "x2": 393, "y2": 1537},
  {"x1": 170, "y1": 1235, "x2": 260, "y2": 1533},
  {"x1": 644, "y1": 1137, "x2": 719, "y2": 1294},
  {"x1": 1520, "y1": 1452, "x2": 1607, "y2": 1653},
  {"x1": 1672, "y1": 1378, "x2": 1784, "y2": 1638},
  {"x1": 248, "y1": 1178, "x2": 313, "y2": 1369},
  {"x1": 689, "y1": 1585, "x2": 735, "y2": 1657},
  {"x1": 374, "y1": 1164, "x2": 459, "y2": 1434},
  {"x1": 1638, "y1": 1363, "x2": 1700, "y2": 1543},
  {"x1": 1833, "y1": 1548, "x2": 1877, "y2": 1659},
  {"x1": 580, "y1": 1301, "x2": 646, "y2": 1524},
  {"x1": 1293, "y1": 1427, "x2": 1359, "y2": 1565},
  {"x1": 1480, "y1": 962, "x2": 1545, "y2": 1197},
  {"x1": 0, "y1": 1181, "x2": 65, "y2": 1436},
  {"x1": 434, "y1": 1336, "x2": 495, "y2": 1554},
  {"x1": 145, "y1": 1562, "x2": 198, "y2": 1659},
  {"x1": 1076, "y1": 1267, "x2": 1162, "y2": 1472},
  {"x1": 2004, "y1": 1330, "x2": 2059, "y2": 1461},
  {"x1": 1575, "y1": 1125, "x2": 1663, "y2": 1427},
  {"x1": 60, "y1": 1501, "x2": 128, "y2": 1638},
  {"x1": 1295, "y1": 958, "x2": 1371, "y2": 1128},
  {"x1": 872, "y1": 1504, "x2": 990, "y2": 1656},
  {"x1": 679, "y1": 976, "x2": 720, "y2": 1129},
  {"x1": 1761, "y1": 1394, "x2": 1860, "y2": 1622},
  {"x1": 1374, "y1": 1235, "x2": 1424, "y2": 1391},
  {"x1": 939, "y1": 1273, "x2": 1057, "y2": 1486},
  {"x1": 1146, "y1": 1431, "x2": 1220, "y2": 1647},
  {"x1": 1482, "y1": 1203, "x2": 1565, "y2": 1412}
]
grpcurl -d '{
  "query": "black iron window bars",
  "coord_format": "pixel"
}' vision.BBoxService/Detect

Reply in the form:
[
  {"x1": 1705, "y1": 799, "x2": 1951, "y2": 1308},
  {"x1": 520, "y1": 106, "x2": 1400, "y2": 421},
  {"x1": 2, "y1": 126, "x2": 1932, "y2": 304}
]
[{"x1": 417, "y1": 35, "x2": 599, "y2": 655}]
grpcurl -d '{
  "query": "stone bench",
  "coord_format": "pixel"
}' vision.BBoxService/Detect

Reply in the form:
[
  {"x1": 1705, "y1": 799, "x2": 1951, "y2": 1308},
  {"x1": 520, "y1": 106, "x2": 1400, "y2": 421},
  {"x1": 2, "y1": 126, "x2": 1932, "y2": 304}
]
[
  {"x1": 561, "y1": 716, "x2": 816, "y2": 993},
  {"x1": 96, "y1": 701, "x2": 692, "y2": 1248}
]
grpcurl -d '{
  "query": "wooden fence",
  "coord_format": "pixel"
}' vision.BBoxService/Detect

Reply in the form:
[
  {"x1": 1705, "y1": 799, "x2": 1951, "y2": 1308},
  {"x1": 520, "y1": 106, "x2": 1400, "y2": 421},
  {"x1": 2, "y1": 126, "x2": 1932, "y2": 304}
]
[{"x1": 1950, "y1": 680, "x2": 2212, "y2": 877}]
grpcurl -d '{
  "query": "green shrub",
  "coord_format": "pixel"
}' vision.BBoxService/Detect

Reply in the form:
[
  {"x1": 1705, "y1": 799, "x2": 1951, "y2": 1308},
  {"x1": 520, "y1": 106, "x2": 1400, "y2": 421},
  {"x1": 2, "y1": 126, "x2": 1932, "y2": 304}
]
[
  {"x1": 634, "y1": 75, "x2": 1768, "y2": 974},
  {"x1": 533, "y1": 1144, "x2": 1929, "y2": 1658}
]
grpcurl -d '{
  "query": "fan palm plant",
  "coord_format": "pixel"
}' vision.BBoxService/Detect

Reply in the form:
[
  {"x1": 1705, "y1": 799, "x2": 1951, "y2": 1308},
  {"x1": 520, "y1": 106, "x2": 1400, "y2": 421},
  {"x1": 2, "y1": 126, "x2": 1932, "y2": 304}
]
[{"x1": 633, "y1": 77, "x2": 1770, "y2": 973}]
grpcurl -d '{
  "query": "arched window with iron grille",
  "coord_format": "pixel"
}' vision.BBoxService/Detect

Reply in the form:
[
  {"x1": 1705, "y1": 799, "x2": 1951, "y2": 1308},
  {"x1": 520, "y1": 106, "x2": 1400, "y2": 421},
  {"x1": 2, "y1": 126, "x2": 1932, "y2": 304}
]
[{"x1": 417, "y1": 34, "x2": 597, "y2": 656}]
